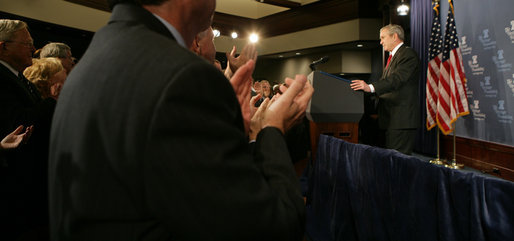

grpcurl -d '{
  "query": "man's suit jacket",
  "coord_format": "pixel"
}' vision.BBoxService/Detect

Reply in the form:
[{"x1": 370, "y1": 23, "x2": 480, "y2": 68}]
[
  {"x1": 49, "y1": 3, "x2": 304, "y2": 241},
  {"x1": 372, "y1": 44, "x2": 420, "y2": 130},
  {"x1": 0, "y1": 62, "x2": 56, "y2": 237}
]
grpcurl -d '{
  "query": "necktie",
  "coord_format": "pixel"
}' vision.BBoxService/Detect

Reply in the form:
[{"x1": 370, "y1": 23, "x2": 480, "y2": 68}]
[{"x1": 385, "y1": 54, "x2": 392, "y2": 68}]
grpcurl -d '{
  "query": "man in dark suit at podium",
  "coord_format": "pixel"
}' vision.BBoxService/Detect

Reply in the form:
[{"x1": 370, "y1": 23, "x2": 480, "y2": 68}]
[
  {"x1": 351, "y1": 24, "x2": 420, "y2": 155},
  {"x1": 48, "y1": 0, "x2": 312, "y2": 240}
]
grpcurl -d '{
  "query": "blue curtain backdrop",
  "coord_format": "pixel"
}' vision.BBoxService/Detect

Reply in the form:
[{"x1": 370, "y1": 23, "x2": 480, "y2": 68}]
[
  {"x1": 411, "y1": 0, "x2": 437, "y2": 155},
  {"x1": 412, "y1": 0, "x2": 514, "y2": 148},
  {"x1": 451, "y1": 0, "x2": 514, "y2": 146}
]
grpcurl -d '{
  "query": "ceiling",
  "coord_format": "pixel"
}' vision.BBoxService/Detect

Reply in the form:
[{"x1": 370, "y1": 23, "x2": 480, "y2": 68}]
[
  {"x1": 63, "y1": 0, "x2": 323, "y2": 19},
  {"x1": 1, "y1": 0, "x2": 388, "y2": 57},
  {"x1": 216, "y1": 0, "x2": 320, "y2": 19},
  {"x1": 63, "y1": 0, "x2": 382, "y2": 38},
  {"x1": 59, "y1": 0, "x2": 383, "y2": 56}
]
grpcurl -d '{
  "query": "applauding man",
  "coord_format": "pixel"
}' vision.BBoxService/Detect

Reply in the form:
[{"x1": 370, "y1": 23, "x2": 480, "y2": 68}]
[{"x1": 48, "y1": 0, "x2": 313, "y2": 241}]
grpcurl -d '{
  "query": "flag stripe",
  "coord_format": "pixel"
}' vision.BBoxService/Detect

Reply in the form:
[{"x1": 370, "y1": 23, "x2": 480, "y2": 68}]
[
  {"x1": 425, "y1": 1, "x2": 443, "y2": 130},
  {"x1": 436, "y1": 0, "x2": 469, "y2": 135}
]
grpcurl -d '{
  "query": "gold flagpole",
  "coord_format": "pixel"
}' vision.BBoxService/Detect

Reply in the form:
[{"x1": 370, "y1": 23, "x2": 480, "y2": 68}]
[
  {"x1": 429, "y1": 130, "x2": 445, "y2": 165},
  {"x1": 445, "y1": 122, "x2": 464, "y2": 169}
]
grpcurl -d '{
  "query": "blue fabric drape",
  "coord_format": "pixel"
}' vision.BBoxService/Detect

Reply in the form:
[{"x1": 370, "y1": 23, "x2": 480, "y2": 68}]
[
  {"x1": 411, "y1": 0, "x2": 437, "y2": 155},
  {"x1": 306, "y1": 135, "x2": 514, "y2": 241}
]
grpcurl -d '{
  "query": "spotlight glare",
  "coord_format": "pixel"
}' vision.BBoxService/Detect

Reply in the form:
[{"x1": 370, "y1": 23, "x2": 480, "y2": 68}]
[
  {"x1": 249, "y1": 33, "x2": 259, "y2": 43},
  {"x1": 231, "y1": 32, "x2": 238, "y2": 39},
  {"x1": 397, "y1": 4, "x2": 409, "y2": 16},
  {"x1": 212, "y1": 29, "x2": 220, "y2": 38}
]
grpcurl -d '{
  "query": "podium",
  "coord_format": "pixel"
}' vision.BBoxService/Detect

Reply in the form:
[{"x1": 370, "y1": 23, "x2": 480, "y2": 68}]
[{"x1": 306, "y1": 71, "x2": 364, "y2": 160}]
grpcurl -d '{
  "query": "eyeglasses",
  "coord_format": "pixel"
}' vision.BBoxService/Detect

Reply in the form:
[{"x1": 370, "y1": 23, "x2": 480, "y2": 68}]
[{"x1": 5, "y1": 40, "x2": 34, "y2": 48}]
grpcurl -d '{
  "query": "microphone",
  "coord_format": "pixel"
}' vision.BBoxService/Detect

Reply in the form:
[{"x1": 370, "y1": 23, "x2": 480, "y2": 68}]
[{"x1": 309, "y1": 56, "x2": 330, "y2": 71}]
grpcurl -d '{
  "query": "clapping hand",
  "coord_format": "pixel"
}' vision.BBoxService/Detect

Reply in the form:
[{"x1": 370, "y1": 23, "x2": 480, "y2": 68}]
[
  {"x1": 262, "y1": 75, "x2": 314, "y2": 133},
  {"x1": 0, "y1": 125, "x2": 33, "y2": 150},
  {"x1": 229, "y1": 60, "x2": 256, "y2": 135},
  {"x1": 225, "y1": 44, "x2": 258, "y2": 78}
]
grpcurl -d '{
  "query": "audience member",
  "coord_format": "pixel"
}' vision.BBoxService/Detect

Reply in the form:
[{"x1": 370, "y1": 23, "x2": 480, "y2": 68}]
[
  {"x1": 40, "y1": 42, "x2": 74, "y2": 74},
  {"x1": 0, "y1": 19, "x2": 56, "y2": 240},
  {"x1": 252, "y1": 79, "x2": 261, "y2": 96},
  {"x1": 190, "y1": 26, "x2": 259, "y2": 133},
  {"x1": 190, "y1": 26, "x2": 216, "y2": 64},
  {"x1": 224, "y1": 44, "x2": 257, "y2": 79},
  {"x1": 255, "y1": 79, "x2": 273, "y2": 106},
  {"x1": 214, "y1": 59, "x2": 222, "y2": 71},
  {"x1": 24, "y1": 57, "x2": 67, "y2": 99},
  {"x1": 190, "y1": 26, "x2": 257, "y2": 80},
  {"x1": 273, "y1": 84, "x2": 282, "y2": 95},
  {"x1": 261, "y1": 80, "x2": 272, "y2": 98},
  {"x1": 48, "y1": 1, "x2": 313, "y2": 241}
]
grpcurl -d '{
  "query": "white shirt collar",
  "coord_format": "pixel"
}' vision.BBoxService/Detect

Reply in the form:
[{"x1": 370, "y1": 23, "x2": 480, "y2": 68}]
[
  {"x1": 0, "y1": 60, "x2": 19, "y2": 77},
  {"x1": 390, "y1": 42, "x2": 404, "y2": 57},
  {"x1": 152, "y1": 13, "x2": 187, "y2": 48}
]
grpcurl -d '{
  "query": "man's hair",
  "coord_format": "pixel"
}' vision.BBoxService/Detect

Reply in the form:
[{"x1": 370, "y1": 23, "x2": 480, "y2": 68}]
[
  {"x1": 108, "y1": 0, "x2": 168, "y2": 9},
  {"x1": 0, "y1": 19, "x2": 27, "y2": 42},
  {"x1": 40, "y1": 42, "x2": 71, "y2": 59},
  {"x1": 23, "y1": 57, "x2": 64, "y2": 98},
  {"x1": 381, "y1": 24, "x2": 405, "y2": 41}
]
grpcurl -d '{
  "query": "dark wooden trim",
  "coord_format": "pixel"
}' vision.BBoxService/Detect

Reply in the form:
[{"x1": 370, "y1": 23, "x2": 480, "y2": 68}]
[
  {"x1": 441, "y1": 135, "x2": 514, "y2": 182},
  {"x1": 309, "y1": 122, "x2": 359, "y2": 161},
  {"x1": 65, "y1": 0, "x2": 110, "y2": 12},
  {"x1": 257, "y1": 0, "x2": 360, "y2": 37},
  {"x1": 257, "y1": 0, "x2": 301, "y2": 9},
  {"x1": 212, "y1": 12, "x2": 254, "y2": 37}
]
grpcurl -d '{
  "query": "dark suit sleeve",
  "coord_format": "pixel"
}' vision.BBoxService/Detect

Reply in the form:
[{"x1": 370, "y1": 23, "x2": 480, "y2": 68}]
[
  {"x1": 373, "y1": 48, "x2": 420, "y2": 95},
  {"x1": 144, "y1": 63, "x2": 305, "y2": 240}
]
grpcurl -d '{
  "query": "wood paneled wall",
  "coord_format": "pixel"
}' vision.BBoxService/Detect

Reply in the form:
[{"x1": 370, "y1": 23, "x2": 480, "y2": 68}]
[{"x1": 441, "y1": 136, "x2": 514, "y2": 182}]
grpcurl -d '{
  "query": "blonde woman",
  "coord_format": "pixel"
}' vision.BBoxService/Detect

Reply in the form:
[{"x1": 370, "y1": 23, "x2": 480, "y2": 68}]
[{"x1": 23, "y1": 57, "x2": 67, "y2": 100}]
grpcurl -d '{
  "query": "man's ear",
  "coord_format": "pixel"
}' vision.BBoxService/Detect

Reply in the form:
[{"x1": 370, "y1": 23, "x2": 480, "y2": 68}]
[{"x1": 192, "y1": 38, "x2": 200, "y2": 53}]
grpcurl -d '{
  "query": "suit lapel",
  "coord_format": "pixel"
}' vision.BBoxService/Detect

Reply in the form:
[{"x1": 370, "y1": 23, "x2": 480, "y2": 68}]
[
  {"x1": 0, "y1": 64, "x2": 40, "y2": 104},
  {"x1": 382, "y1": 45, "x2": 406, "y2": 77}
]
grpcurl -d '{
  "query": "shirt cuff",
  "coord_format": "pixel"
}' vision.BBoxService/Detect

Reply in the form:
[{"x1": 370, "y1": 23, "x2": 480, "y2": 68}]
[{"x1": 369, "y1": 84, "x2": 375, "y2": 93}]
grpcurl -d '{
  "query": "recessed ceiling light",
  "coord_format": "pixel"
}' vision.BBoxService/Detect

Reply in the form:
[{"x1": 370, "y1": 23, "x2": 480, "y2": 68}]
[
  {"x1": 296, "y1": 52, "x2": 301, "y2": 55},
  {"x1": 397, "y1": 0, "x2": 409, "y2": 16},
  {"x1": 231, "y1": 32, "x2": 238, "y2": 39},
  {"x1": 212, "y1": 29, "x2": 220, "y2": 38},
  {"x1": 249, "y1": 33, "x2": 259, "y2": 43},
  {"x1": 357, "y1": 44, "x2": 363, "y2": 48},
  {"x1": 278, "y1": 55, "x2": 283, "y2": 58}
]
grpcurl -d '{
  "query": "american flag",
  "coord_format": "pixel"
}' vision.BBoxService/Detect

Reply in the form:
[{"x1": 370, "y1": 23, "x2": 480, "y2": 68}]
[
  {"x1": 436, "y1": 0, "x2": 469, "y2": 135},
  {"x1": 426, "y1": 1, "x2": 442, "y2": 130}
]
